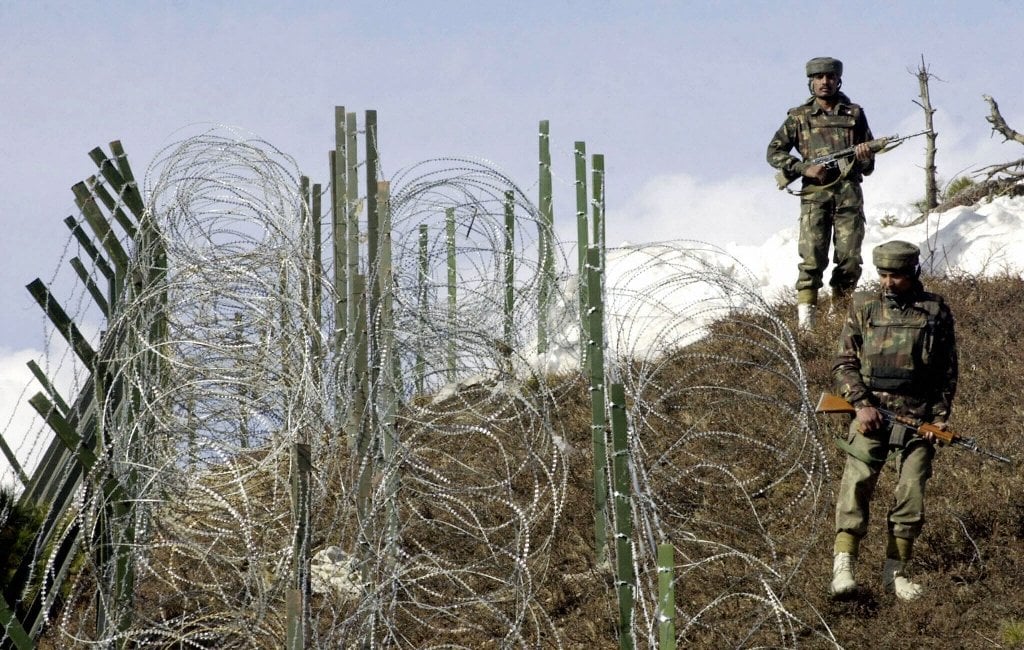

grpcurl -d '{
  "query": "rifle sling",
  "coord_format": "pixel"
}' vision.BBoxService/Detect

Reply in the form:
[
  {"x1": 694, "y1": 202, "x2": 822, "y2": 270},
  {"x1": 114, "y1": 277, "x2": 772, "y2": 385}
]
[
  {"x1": 785, "y1": 158, "x2": 855, "y2": 196},
  {"x1": 835, "y1": 437, "x2": 882, "y2": 466},
  {"x1": 835, "y1": 422, "x2": 917, "y2": 466}
]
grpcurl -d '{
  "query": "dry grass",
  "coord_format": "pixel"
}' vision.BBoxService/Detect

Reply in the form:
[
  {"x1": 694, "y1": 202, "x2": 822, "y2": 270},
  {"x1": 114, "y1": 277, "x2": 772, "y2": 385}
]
[
  {"x1": 535, "y1": 273, "x2": 1024, "y2": 648},
  {"x1": 29, "y1": 275, "x2": 1024, "y2": 648}
]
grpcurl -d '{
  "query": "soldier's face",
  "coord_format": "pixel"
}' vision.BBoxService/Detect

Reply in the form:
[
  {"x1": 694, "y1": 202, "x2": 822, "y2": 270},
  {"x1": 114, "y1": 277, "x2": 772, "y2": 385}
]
[
  {"x1": 879, "y1": 271, "x2": 914, "y2": 297},
  {"x1": 810, "y1": 73, "x2": 839, "y2": 97}
]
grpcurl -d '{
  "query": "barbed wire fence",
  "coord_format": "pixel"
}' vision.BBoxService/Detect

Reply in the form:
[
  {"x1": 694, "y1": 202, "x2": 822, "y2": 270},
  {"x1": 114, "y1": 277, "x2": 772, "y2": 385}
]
[
  {"x1": 1, "y1": 123, "x2": 834, "y2": 648},
  {"x1": 601, "y1": 243, "x2": 834, "y2": 647}
]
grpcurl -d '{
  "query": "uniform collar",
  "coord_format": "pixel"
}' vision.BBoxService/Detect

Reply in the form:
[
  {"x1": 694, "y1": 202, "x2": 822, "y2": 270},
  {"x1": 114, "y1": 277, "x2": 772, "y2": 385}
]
[
  {"x1": 881, "y1": 284, "x2": 925, "y2": 309},
  {"x1": 803, "y1": 91, "x2": 854, "y2": 114}
]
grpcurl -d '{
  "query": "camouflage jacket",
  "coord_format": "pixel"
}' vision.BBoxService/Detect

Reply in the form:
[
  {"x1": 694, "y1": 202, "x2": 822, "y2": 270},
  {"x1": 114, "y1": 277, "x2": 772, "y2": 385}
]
[
  {"x1": 766, "y1": 92, "x2": 875, "y2": 188},
  {"x1": 832, "y1": 286, "x2": 958, "y2": 423}
]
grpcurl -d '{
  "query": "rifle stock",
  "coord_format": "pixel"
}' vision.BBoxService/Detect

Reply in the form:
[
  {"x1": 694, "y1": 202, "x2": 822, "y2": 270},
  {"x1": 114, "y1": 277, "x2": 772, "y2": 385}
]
[{"x1": 815, "y1": 393, "x2": 1011, "y2": 464}]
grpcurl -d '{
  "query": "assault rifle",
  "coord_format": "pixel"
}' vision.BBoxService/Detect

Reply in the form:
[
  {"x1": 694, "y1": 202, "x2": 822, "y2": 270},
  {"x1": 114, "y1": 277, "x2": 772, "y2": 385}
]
[
  {"x1": 776, "y1": 129, "x2": 932, "y2": 190},
  {"x1": 815, "y1": 393, "x2": 1012, "y2": 464}
]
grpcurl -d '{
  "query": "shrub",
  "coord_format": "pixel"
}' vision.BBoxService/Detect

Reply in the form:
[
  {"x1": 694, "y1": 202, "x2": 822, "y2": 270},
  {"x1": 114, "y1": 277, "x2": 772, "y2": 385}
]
[
  {"x1": 0, "y1": 488, "x2": 46, "y2": 591},
  {"x1": 944, "y1": 175, "x2": 977, "y2": 201}
]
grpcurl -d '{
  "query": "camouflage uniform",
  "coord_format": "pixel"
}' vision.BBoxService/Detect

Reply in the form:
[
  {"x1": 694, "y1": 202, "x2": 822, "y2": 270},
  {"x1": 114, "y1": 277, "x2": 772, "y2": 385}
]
[
  {"x1": 831, "y1": 265, "x2": 957, "y2": 544},
  {"x1": 767, "y1": 89, "x2": 875, "y2": 302}
]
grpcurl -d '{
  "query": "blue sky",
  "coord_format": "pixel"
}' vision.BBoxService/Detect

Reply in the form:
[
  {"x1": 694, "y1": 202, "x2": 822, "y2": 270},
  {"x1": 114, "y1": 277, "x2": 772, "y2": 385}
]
[{"x1": 2, "y1": 0, "x2": 1023, "y2": 355}]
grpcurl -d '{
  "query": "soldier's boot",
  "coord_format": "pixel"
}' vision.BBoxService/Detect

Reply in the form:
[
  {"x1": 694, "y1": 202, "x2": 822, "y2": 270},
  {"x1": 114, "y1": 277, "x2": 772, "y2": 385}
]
[
  {"x1": 830, "y1": 552, "x2": 857, "y2": 597},
  {"x1": 831, "y1": 287, "x2": 853, "y2": 315},
  {"x1": 797, "y1": 303, "x2": 817, "y2": 330},
  {"x1": 796, "y1": 289, "x2": 817, "y2": 330},
  {"x1": 883, "y1": 559, "x2": 923, "y2": 601}
]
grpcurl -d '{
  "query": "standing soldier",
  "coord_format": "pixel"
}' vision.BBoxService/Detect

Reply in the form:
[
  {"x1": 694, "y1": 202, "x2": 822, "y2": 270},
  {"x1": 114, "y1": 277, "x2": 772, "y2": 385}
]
[
  {"x1": 830, "y1": 241, "x2": 958, "y2": 601},
  {"x1": 768, "y1": 56, "x2": 876, "y2": 328}
]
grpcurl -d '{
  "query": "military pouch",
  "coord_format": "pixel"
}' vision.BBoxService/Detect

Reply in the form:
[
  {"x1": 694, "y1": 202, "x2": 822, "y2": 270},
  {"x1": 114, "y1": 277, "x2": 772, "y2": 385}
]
[{"x1": 888, "y1": 423, "x2": 914, "y2": 448}]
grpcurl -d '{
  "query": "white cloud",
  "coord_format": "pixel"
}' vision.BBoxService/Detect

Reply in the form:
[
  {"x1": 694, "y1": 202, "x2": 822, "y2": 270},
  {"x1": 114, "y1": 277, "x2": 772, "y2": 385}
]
[
  {"x1": 607, "y1": 172, "x2": 794, "y2": 249},
  {"x1": 0, "y1": 348, "x2": 47, "y2": 490},
  {"x1": 0, "y1": 334, "x2": 88, "y2": 491}
]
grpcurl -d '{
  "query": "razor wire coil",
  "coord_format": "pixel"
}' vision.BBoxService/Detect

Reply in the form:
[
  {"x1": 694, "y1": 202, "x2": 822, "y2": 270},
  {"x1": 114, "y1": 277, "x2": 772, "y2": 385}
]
[{"x1": 1, "y1": 130, "x2": 833, "y2": 648}]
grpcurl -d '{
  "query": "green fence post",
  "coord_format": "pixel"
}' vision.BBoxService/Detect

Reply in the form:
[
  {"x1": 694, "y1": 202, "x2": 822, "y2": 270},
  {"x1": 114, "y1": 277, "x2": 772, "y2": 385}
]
[
  {"x1": 503, "y1": 190, "x2": 515, "y2": 352},
  {"x1": 575, "y1": 141, "x2": 589, "y2": 367},
  {"x1": 27, "y1": 359, "x2": 71, "y2": 416},
  {"x1": 657, "y1": 543, "x2": 676, "y2": 649},
  {"x1": 537, "y1": 120, "x2": 554, "y2": 354},
  {"x1": 72, "y1": 180, "x2": 131, "y2": 268},
  {"x1": 348, "y1": 274, "x2": 368, "y2": 453},
  {"x1": 350, "y1": 270, "x2": 374, "y2": 598},
  {"x1": 332, "y1": 106, "x2": 348, "y2": 352},
  {"x1": 446, "y1": 207, "x2": 457, "y2": 380},
  {"x1": 69, "y1": 257, "x2": 110, "y2": 317},
  {"x1": 26, "y1": 279, "x2": 97, "y2": 368},
  {"x1": 311, "y1": 181, "x2": 324, "y2": 386},
  {"x1": 85, "y1": 174, "x2": 137, "y2": 241},
  {"x1": 416, "y1": 224, "x2": 429, "y2": 394},
  {"x1": 377, "y1": 181, "x2": 401, "y2": 386},
  {"x1": 377, "y1": 181, "x2": 399, "y2": 570},
  {"x1": 287, "y1": 442, "x2": 312, "y2": 650},
  {"x1": 592, "y1": 154, "x2": 606, "y2": 271},
  {"x1": 344, "y1": 111, "x2": 361, "y2": 442},
  {"x1": 299, "y1": 177, "x2": 312, "y2": 357},
  {"x1": 90, "y1": 144, "x2": 145, "y2": 219},
  {"x1": 586, "y1": 246, "x2": 609, "y2": 565},
  {"x1": 364, "y1": 112, "x2": 382, "y2": 442},
  {"x1": 71, "y1": 182, "x2": 129, "y2": 300},
  {"x1": 346, "y1": 112, "x2": 360, "y2": 338},
  {"x1": 0, "y1": 432, "x2": 28, "y2": 488},
  {"x1": 64, "y1": 215, "x2": 116, "y2": 312},
  {"x1": 610, "y1": 382, "x2": 635, "y2": 650},
  {"x1": 107, "y1": 141, "x2": 146, "y2": 220},
  {"x1": 365, "y1": 110, "x2": 380, "y2": 322},
  {"x1": 286, "y1": 589, "x2": 303, "y2": 650},
  {"x1": 0, "y1": 593, "x2": 33, "y2": 649}
]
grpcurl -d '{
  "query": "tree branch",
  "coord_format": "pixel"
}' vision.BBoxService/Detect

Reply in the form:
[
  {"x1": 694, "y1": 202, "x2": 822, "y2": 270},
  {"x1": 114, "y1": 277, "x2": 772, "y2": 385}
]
[
  {"x1": 975, "y1": 157, "x2": 1024, "y2": 181},
  {"x1": 983, "y1": 94, "x2": 1024, "y2": 145}
]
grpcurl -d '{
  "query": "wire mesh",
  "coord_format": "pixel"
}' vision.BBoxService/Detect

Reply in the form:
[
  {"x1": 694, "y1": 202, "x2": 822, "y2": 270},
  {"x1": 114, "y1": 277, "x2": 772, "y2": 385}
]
[{"x1": 1, "y1": 131, "x2": 832, "y2": 648}]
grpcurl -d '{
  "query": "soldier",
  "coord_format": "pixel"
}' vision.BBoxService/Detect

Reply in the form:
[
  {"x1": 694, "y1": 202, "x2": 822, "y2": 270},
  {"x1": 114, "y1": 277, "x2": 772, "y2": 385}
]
[
  {"x1": 829, "y1": 241, "x2": 958, "y2": 601},
  {"x1": 767, "y1": 56, "x2": 876, "y2": 328}
]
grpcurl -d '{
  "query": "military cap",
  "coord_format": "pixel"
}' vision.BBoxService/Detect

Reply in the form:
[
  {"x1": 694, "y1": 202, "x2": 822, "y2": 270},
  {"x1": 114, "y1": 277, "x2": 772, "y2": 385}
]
[
  {"x1": 872, "y1": 241, "x2": 920, "y2": 272},
  {"x1": 806, "y1": 57, "x2": 843, "y2": 77}
]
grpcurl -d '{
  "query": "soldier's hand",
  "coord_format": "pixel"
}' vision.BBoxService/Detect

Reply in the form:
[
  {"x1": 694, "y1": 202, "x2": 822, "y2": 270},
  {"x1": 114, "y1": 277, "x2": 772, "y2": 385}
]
[
  {"x1": 804, "y1": 163, "x2": 828, "y2": 182},
  {"x1": 855, "y1": 405, "x2": 884, "y2": 433},
  {"x1": 854, "y1": 142, "x2": 874, "y2": 162},
  {"x1": 923, "y1": 421, "x2": 948, "y2": 445}
]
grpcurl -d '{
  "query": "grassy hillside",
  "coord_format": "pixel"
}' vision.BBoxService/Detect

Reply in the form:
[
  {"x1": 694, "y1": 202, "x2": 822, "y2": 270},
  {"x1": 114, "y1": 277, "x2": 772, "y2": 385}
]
[
  {"x1": 811, "y1": 274, "x2": 1024, "y2": 649},
  {"x1": 540, "y1": 273, "x2": 1024, "y2": 648},
  {"x1": 25, "y1": 274, "x2": 1024, "y2": 649}
]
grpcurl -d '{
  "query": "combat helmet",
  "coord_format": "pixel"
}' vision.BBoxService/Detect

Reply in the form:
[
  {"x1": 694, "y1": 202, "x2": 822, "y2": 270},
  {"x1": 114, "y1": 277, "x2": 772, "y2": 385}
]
[
  {"x1": 872, "y1": 241, "x2": 920, "y2": 274},
  {"x1": 806, "y1": 57, "x2": 843, "y2": 77}
]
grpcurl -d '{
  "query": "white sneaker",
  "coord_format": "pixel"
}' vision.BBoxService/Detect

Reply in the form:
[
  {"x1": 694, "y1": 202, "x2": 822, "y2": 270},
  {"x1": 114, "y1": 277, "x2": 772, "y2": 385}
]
[
  {"x1": 830, "y1": 552, "x2": 857, "y2": 596},
  {"x1": 797, "y1": 303, "x2": 817, "y2": 329},
  {"x1": 883, "y1": 559, "x2": 923, "y2": 601}
]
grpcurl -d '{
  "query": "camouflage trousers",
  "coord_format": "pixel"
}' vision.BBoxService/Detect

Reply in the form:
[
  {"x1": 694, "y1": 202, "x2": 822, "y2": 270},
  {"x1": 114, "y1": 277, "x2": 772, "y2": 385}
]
[
  {"x1": 795, "y1": 180, "x2": 865, "y2": 297},
  {"x1": 834, "y1": 420, "x2": 935, "y2": 542}
]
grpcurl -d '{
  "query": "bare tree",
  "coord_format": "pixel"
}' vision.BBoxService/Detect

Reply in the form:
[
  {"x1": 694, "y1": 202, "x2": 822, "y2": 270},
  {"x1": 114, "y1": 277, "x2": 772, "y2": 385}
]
[
  {"x1": 978, "y1": 94, "x2": 1024, "y2": 182},
  {"x1": 912, "y1": 56, "x2": 940, "y2": 210}
]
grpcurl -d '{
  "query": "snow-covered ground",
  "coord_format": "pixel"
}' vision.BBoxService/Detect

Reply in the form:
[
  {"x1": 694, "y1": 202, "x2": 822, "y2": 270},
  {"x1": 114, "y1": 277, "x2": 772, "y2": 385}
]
[{"x1": 528, "y1": 195, "x2": 1024, "y2": 375}]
